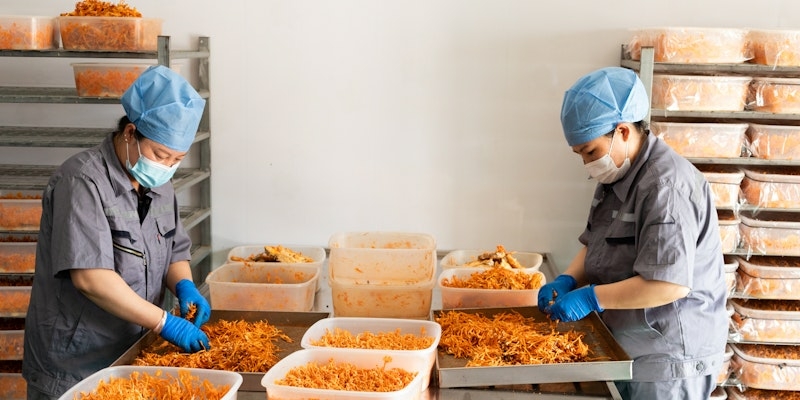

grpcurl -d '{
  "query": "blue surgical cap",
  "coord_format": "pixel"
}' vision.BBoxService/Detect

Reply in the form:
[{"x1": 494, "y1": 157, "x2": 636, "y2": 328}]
[
  {"x1": 121, "y1": 65, "x2": 206, "y2": 152},
  {"x1": 560, "y1": 67, "x2": 649, "y2": 147}
]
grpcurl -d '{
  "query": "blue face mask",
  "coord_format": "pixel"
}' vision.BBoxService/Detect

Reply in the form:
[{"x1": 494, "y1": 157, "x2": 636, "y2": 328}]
[{"x1": 126, "y1": 139, "x2": 180, "y2": 188}]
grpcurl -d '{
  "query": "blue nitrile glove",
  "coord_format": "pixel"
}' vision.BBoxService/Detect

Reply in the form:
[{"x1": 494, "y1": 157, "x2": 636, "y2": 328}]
[
  {"x1": 546, "y1": 285, "x2": 604, "y2": 322},
  {"x1": 537, "y1": 274, "x2": 577, "y2": 313},
  {"x1": 175, "y1": 279, "x2": 211, "y2": 327},
  {"x1": 160, "y1": 313, "x2": 211, "y2": 353}
]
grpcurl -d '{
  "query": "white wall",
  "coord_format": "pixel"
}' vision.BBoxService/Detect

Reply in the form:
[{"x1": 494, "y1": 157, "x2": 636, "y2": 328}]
[{"x1": 3, "y1": 1, "x2": 800, "y2": 271}]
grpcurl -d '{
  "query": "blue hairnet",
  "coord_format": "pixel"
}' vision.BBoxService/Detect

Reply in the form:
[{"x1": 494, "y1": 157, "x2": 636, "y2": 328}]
[
  {"x1": 122, "y1": 65, "x2": 206, "y2": 152},
  {"x1": 560, "y1": 67, "x2": 649, "y2": 147}
]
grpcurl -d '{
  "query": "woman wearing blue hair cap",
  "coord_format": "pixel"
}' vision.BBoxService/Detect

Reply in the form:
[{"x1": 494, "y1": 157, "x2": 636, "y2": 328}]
[
  {"x1": 23, "y1": 65, "x2": 211, "y2": 400},
  {"x1": 537, "y1": 67, "x2": 728, "y2": 399}
]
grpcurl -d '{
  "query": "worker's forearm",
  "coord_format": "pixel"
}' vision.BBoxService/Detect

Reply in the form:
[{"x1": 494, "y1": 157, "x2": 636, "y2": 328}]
[
  {"x1": 71, "y1": 268, "x2": 164, "y2": 330},
  {"x1": 594, "y1": 276, "x2": 690, "y2": 310}
]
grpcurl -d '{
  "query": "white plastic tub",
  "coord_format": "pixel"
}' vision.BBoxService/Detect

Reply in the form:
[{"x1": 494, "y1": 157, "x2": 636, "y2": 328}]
[
  {"x1": 739, "y1": 212, "x2": 800, "y2": 256},
  {"x1": 328, "y1": 232, "x2": 436, "y2": 282},
  {"x1": 742, "y1": 167, "x2": 800, "y2": 209},
  {"x1": 437, "y1": 267, "x2": 546, "y2": 309},
  {"x1": 730, "y1": 298, "x2": 800, "y2": 343},
  {"x1": 329, "y1": 275, "x2": 435, "y2": 319},
  {"x1": 730, "y1": 344, "x2": 800, "y2": 391},
  {"x1": 439, "y1": 249, "x2": 543, "y2": 272},
  {"x1": 226, "y1": 244, "x2": 326, "y2": 291},
  {"x1": 205, "y1": 262, "x2": 318, "y2": 312},
  {"x1": 735, "y1": 255, "x2": 800, "y2": 299}
]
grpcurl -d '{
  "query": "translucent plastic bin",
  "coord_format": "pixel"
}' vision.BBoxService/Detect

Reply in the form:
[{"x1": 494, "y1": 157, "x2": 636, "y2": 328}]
[
  {"x1": 58, "y1": 366, "x2": 243, "y2": 400},
  {"x1": 652, "y1": 122, "x2": 748, "y2": 158},
  {"x1": 626, "y1": 27, "x2": 750, "y2": 63},
  {"x1": 0, "y1": 373, "x2": 25, "y2": 400},
  {"x1": 735, "y1": 255, "x2": 800, "y2": 299},
  {"x1": 730, "y1": 343, "x2": 800, "y2": 391},
  {"x1": 437, "y1": 267, "x2": 546, "y2": 309},
  {"x1": 227, "y1": 244, "x2": 326, "y2": 291},
  {"x1": 718, "y1": 211, "x2": 741, "y2": 254},
  {"x1": 0, "y1": 16, "x2": 56, "y2": 50},
  {"x1": 72, "y1": 63, "x2": 152, "y2": 98},
  {"x1": 730, "y1": 298, "x2": 800, "y2": 343},
  {"x1": 205, "y1": 262, "x2": 318, "y2": 312},
  {"x1": 0, "y1": 277, "x2": 32, "y2": 318},
  {"x1": 749, "y1": 77, "x2": 800, "y2": 114},
  {"x1": 742, "y1": 167, "x2": 800, "y2": 209},
  {"x1": 439, "y1": 249, "x2": 543, "y2": 273},
  {"x1": 58, "y1": 16, "x2": 162, "y2": 51},
  {"x1": 0, "y1": 191, "x2": 42, "y2": 231},
  {"x1": 698, "y1": 165, "x2": 744, "y2": 209},
  {"x1": 329, "y1": 275, "x2": 434, "y2": 319},
  {"x1": 727, "y1": 387, "x2": 799, "y2": 400},
  {"x1": 747, "y1": 123, "x2": 800, "y2": 161},
  {"x1": 750, "y1": 29, "x2": 800, "y2": 67},
  {"x1": 328, "y1": 232, "x2": 436, "y2": 282},
  {"x1": 261, "y1": 348, "x2": 428, "y2": 400},
  {"x1": 717, "y1": 345, "x2": 733, "y2": 385},
  {"x1": 651, "y1": 74, "x2": 751, "y2": 111},
  {"x1": 739, "y1": 212, "x2": 800, "y2": 256},
  {"x1": 0, "y1": 330, "x2": 23, "y2": 361},
  {"x1": 300, "y1": 317, "x2": 441, "y2": 390},
  {"x1": 0, "y1": 242, "x2": 36, "y2": 274},
  {"x1": 724, "y1": 256, "x2": 739, "y2": 297}
]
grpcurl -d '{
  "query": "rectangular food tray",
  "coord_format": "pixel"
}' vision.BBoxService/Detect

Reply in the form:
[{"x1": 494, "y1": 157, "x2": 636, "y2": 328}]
[
  {"x1": 432, "y1": 307, "x2": 632, "y2": 388},
  {"x1": 111, "y1": 309, "x2": 330, "y2": 392}
]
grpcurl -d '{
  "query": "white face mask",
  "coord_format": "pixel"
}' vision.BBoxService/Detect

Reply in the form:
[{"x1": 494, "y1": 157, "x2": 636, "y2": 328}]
[{"x1": 584, "y1": 132, "x2": 630, "y2": 184}]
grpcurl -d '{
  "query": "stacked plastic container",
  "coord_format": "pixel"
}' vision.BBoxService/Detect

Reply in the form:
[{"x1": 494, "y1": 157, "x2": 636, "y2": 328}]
[{"x1": 327, "y1": 232, "x2": 436, "y2": 319}]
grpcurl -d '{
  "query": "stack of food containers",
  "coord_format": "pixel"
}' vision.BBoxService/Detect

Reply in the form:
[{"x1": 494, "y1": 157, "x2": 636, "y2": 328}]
[{"x1": 328, "y1": 232, "x2": 436, "y2": 319}]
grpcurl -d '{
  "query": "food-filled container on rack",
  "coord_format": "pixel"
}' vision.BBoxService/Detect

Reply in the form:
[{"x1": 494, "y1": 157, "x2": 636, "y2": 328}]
[
  {"x1": 0, "y1": 16, "x2": 57, "y2": 50},
  {"x1": 730, "y1": 343, "x2": 800, "y2": 391},
  {"x1": 328, "y1": 232, "x2": 436, "y2": 282},
  {"x1": 697, "y1": 165, "x2": 744, "y2": 209},
  {"x1": 741, "y1": 167, "x2": 800, "y2": 209},
  {"x1": 625, "y1": 27, "x2": 750, "y2": 63},
  {"x1": 437, "y1": 267, "x2": 546, "y2": 309},
  {"x1": 718, "y1": 210, "x2": 741, "y2": 254},
  {"x1": 749, "y1": 77, "x2": 800, "y2": 114},
  {"x1": 260, "y1": 348, "x2": 428, "y2": 400},
  {"x1": 205, "y1": 262, "x2": 318, "y2": 312},
  {"x1": 747, "y1": 123, "x2": 800, "y2": 161},
  {"x1": 0, "y1": 318, "x2": 24, "y2": 361},
  {"x1": 735, "y1": 255, "x2": 800, "y2": 299},
  {"x1": 0, "y1": 235, "x2": 36, "y2": 274},
  {"x1": 730, "y1": 298, "x2": 800, "y2": 343},
  {"x1": 58, "y1": 16, "x2": 162, "y2": 51},
  {"x1": 226, "y1": 244, "x2": 326, "y2": 291},
  {"x1": 650, "y1": 74, "x2": 752, "y2": 112},
  {"x1": 717, "y1": 345, "x2": 733, "y2": 385},
  {"x1": 330, "y1": 275, "x2": 435, "y2": 319},
  {"x1": 57, "y1": 366, "x2": 243, "y2": 400},
  {"x1": 724, "y1": 255, "x2": 739, "y2": 297},
  {"x1": 739, "y1": 211, "x2": 800, "y2": 256},
  {"x1": 0, "y1": 191, "x2": 42, "y2": 231},
  {"x1": 0, "y1": 275, "x2": 33, "y2": 318},
  {"x1": 300, "y1": 317, "x2": 441, "y2": 390},
  {"x1": 0, "y1": 372, "x2": 25, "y2": 400},
  {"x1": 72, "y1": 63, "x2": 152, "y2": 98},
  {"x1": 439, "y1": 249, "x2": 544, "y2": 273},
  {"x1": 726, "y1": 387, "x2": 800, "y2": 400},
  {"x1": 651, "y1": 122, "x2": 748, "y2": 158},
  {"x1": 749, "y1": 29, "x2": 800, "y2": 67}
]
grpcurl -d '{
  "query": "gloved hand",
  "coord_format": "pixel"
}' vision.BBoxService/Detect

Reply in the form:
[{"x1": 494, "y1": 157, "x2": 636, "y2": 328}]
[
  {"x1": 160, "y1": 313, "x2": 210, "y2": 352},
  {"x1": 175, "y1": 279, "x2": 211, "y2": 327},
  {"x1": 537, "y1": 274, "x2": 577, "y2": 313},
  {"x1": 546, "y1": 285, "x2": 603, "y2": 322}
]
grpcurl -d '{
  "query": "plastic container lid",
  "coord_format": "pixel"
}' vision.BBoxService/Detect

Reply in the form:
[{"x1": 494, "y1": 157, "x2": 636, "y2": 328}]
[
  {"x1": 737, "y1": 256, "x2": 800, "y2": 279},
  {"x1": 731, "y1": 343, "x2": 800, "y2": 367},
  {"x1": 753, "y1": 77, "x2": 800, "y2": 85},
  {"x1": 740, "y1": 211, "x2": 800, "y2": 229},
  {"x1": 724, "y1": 256, "x2": 739, "y2": 273},
  {"x1": 743, "y1": 167, "x2": 800, "y2": 184},
  {"x1": 731, "y1": 298, "x2": 800, "y2": 321},
  {"x1": 700, "y1": 166, "x2": 745, "y2": 185}
]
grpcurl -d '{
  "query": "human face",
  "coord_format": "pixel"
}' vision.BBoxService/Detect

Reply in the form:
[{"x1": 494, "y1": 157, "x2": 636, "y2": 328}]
[
  {"x1": 571, "y1": 129, "x2": 625, "y2": 167},
  {"x1": 133, "y1": 136, "x2": 186, "y2": 168}
]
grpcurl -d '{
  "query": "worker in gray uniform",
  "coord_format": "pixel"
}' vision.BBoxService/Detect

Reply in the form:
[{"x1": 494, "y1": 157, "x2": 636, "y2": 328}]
[
  {"x1": 538, "y1": 66, "x2": 728, "y2": 399},
  {"x1": 23, "y1": 65, "x2": 212, "y2": 400}
]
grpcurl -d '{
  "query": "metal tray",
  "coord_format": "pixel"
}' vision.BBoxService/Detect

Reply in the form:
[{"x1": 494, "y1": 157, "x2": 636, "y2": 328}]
[
  {"x1": 112, "y1": 309, "x2": 330, "y2": 392},
  {"x1": 432, "y1": 307, "x2": 632, "y2": 388}
]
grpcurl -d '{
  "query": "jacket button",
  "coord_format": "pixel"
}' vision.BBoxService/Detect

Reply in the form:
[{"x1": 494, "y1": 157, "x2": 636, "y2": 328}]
[{"x1": 696, "y1": 362, "x2": 705, "y2": 371}]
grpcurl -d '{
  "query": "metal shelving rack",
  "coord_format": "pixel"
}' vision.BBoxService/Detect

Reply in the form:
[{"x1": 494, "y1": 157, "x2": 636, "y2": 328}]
[{"x1": 0, "y1": 35, "x2": 213, "y2": 279}]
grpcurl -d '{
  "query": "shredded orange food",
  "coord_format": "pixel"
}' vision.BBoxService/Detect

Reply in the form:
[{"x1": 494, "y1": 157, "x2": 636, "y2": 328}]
[
  {"x1": 133, "y1": 319, "x2": 292, "y2": 372},
  {"x1": 231, "y1": 245, "x2": 314, "y2": 263},
  {"x1": 276, "y1": 356, "x2": 416, "y2": 392},
  {"x1": 311, "y1": 327, "x2": 433, "y2": 350},
  {"x1": 0, "y1": 20, "x2": 54, "y2": 50},
  {"x1": 61, "y1": 0, "x2": 142, "y2": 17},
  {"x1": 74, "y1": 66, "x2": 146, "y2": 97},
  {"x1": 74, "y1": 369, "x2": 229, "y2": 400},
  {"x1": 0, "y1": 252, "x2": 36, "y2": 273},
  {"x1": 435, "y1": 310, "x2": 596, "y2": 367},
  {"x1": 0, "y1": 203, "x2": 42, "y2": 230},
  {"x1": 464, "y1": 245, "x2": 524, "y2": 269},
  {"x1": 442, "y1": 266, "x2": 544, "y2": 290}
]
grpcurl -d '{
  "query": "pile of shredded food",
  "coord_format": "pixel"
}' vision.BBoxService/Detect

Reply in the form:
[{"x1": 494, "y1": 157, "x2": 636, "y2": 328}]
[
  {"x1": 275, "y1": 356, "x2": 416, "y2": 392},
  {"x1": 231, "y1": 245, "x2": 314, "y2": 263},
  {"x1": 134, "y1": 319, "x2": 291, "y2": 372},
  {"x1": 464, "y1": 245, "x2": 525, "y2": 269},
  {"x1": 310, "y1": 327, "x2": 434, "y2": 350},
  {"x1": 61, "y1": 0, "x2": 142, "y2": 17},
  {"x1": 74, "y1": 369, "x2": 230, "y2": 400},
  {"x1": 442, "y1": 267, "x2": 544, "y2": 290},
  {"x1": 435, "y1": 310, "x2": 595, "y2": 367}
]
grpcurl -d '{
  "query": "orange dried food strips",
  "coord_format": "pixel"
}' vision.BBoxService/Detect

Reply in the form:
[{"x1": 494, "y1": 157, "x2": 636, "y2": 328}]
[
  {"x1": 231, "y1": 245, "x2": 314, "y2": 263},
  {"x1": 61, "y1": 0, "x2": 142, "y2": 17},
  {"x1": 728, "y1": 388, "x2": 800, "y2": 400},
  {"x1": 74, "y1": 65, "x2": 146, "y2": 97},
  {"x1": 275, "y1": 356, "x2": 416, "y2": 392},
  {"x1": 464, "y1": 245, "x2": 524, "y2": 269},
  {"x1": 435, "y1": 310, "x2": 594, "y2": 367},
  {"x1": 0, "y1": 18, "x2": 54, "y2": 50},
  {"x1": 134, "y1": 319, "x2": 292, "y2": 372},
  {"x1": 74, "y1": 369, "x2": 230, "y2": 400},
  {"x1": 441, "y1": 266, "x2": 544, "y2": 290},
  {"x1": 310, "y1": 327, "x2": 434, "y2": 351}
]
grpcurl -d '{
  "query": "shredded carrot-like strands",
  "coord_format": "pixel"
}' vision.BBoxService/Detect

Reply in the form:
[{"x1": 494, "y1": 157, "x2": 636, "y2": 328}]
[
  {"x1": 0, "y1": 21, "x2": 53, "y2": 50},
  {"x1": 133, "y1": 319, "x2": 292, "y2": 372},
  {"x1": 464, "y1": 245, "x2": 525, "y2": 269},
  {"x1": 61, "y1": 0, "x2": 142, "y2": 17},
  {"x1": 435, "y1": 310, "x2": 596, "y2": 367},
  {"x1": 74, "y1": 369, "x2": 230, "y2": 400},
  {"x1": 230, "y1": 245, "x2": 314, "y2": 263},
  {"x1": 74, "y1": 66, "x2": 145, "y2": 97},
  {"x1": 442, "y1": 266, "x2": 544, "y2": 290},
  {"x1": 311, "y1": 327, "x2": 433, "y2": 350},
  {"x1": 276, "y1": 357, "x2": 416, "y2": 392}
]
